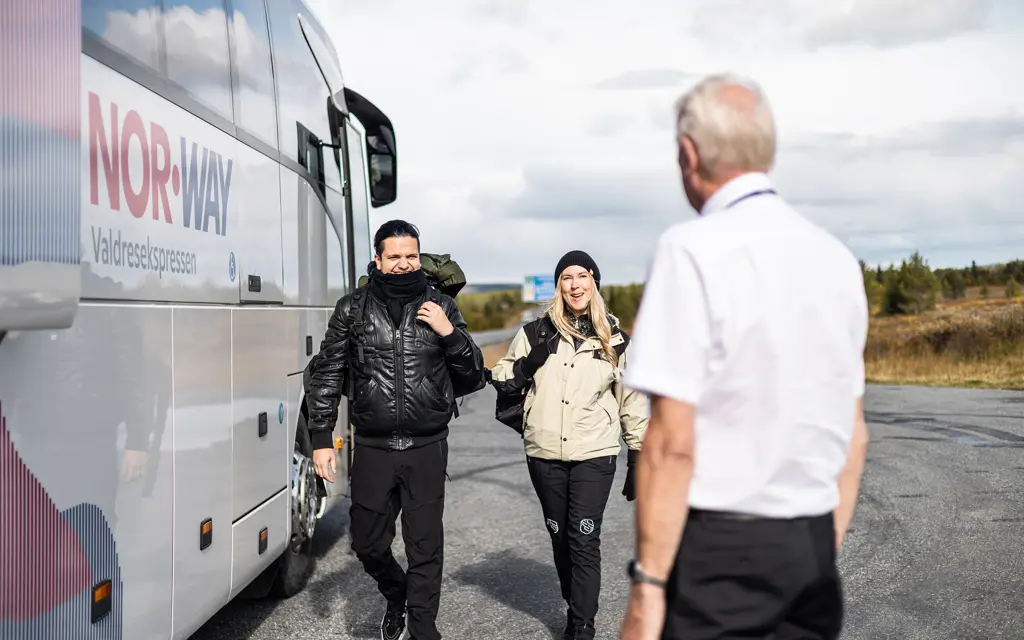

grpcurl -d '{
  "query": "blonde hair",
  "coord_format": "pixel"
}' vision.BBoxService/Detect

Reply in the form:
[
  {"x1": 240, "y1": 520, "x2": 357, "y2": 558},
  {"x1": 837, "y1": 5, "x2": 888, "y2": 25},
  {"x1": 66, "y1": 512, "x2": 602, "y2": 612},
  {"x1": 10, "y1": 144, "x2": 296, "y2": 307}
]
[
  {"x1": 543, "y1": 284, "x2": 619, "y2": 365},
  {"x1": 674, "y1": 73, "x2": 776, "y2": 180}
]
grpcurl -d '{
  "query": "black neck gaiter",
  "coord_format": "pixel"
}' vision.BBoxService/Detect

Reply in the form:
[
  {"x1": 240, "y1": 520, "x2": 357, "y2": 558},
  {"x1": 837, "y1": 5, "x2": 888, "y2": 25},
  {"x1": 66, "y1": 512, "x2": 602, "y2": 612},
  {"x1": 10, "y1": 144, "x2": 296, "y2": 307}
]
[{"x1": 371, "y1": 269, "x2": 428, "y2": 326}]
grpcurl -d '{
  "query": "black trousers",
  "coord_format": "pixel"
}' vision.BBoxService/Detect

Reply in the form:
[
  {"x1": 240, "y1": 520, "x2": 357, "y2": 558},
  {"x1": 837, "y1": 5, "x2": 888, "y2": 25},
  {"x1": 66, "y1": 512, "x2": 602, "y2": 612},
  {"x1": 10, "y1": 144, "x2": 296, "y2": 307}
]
[
  {"x1": 662, "y1": 509, "x2": 843, "y2": 640},
  {"x1": 527, "y1": 455, "x2": 617, "y2": 638},
  {"x1": 349, "y1": 439, "x2": 448, "y2": 640}
]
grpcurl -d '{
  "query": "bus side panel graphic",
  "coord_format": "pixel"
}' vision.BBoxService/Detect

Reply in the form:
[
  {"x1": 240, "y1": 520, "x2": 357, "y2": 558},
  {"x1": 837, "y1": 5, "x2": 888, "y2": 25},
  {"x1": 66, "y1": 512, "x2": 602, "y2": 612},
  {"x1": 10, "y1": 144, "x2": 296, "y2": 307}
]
[{"x1": 0, "y1": 401, "x2": 124, "y2": 639}]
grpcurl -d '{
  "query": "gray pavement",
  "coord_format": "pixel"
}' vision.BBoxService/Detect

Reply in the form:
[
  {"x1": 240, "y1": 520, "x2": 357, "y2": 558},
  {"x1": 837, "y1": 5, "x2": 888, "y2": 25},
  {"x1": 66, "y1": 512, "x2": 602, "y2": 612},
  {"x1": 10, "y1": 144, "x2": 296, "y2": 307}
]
[
  {"x1": 466, "y1": 325, "x2": 522, "y2": 347},
  {"x1": 191, "y1": 384, "x2": 1024, "y2": 640},
  {"x1": 842, "y1": 385, "x2": 1024, "y2": 640}
]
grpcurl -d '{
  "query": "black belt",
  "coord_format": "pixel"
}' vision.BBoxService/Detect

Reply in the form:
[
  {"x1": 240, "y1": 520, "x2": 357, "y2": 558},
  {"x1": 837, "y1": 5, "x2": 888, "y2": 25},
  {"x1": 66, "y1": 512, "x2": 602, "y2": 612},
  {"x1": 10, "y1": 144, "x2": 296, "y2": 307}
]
[
  {"x1": 689, "y1": 508, "x2": 762, "y2": 521},
  {"x1": 689, "y1": 508, "x2": 832, "y2": 523}
]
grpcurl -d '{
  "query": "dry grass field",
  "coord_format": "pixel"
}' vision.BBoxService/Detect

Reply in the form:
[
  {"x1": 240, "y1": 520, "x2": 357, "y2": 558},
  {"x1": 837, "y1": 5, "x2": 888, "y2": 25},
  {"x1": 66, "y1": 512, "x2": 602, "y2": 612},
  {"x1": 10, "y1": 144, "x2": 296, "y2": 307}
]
[{"x1": 865, "y1": 290, "x2": 1024, "y2": 390}]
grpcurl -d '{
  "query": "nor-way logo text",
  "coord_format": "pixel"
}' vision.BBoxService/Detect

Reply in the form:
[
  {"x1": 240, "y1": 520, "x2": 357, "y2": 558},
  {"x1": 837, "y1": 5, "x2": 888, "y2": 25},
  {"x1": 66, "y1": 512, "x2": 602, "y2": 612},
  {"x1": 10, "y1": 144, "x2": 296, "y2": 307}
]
[{"x1": 87, "y1": 91, "x2": 234, "y2": 279}]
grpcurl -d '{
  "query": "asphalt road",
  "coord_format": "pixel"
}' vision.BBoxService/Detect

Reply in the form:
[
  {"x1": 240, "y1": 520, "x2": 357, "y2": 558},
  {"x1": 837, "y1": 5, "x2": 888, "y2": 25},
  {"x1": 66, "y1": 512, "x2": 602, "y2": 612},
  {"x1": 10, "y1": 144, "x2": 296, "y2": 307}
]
[
  {"x1": 190, "y1": 383, "x2": 1024, "y2": 640},
  {"x1": 468, "y1": 326, "x2": 522, "y2": 347}
]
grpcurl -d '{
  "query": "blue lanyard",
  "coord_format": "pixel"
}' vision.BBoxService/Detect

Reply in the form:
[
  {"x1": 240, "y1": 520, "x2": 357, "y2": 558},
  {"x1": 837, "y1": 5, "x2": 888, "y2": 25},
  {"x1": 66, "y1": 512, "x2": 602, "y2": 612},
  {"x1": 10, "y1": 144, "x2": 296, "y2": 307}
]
[{"x1": 724, "y1": 188, "x2": 777, "y2": 209}]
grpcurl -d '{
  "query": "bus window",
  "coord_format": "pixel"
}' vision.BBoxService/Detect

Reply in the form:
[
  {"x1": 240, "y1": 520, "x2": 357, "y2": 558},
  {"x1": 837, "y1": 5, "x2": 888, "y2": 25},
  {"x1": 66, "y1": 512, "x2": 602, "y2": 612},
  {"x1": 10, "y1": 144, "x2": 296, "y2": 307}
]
[
  {"x1": 347, "y1": 123, "x2": 373, "y2": 272},
  {"x1": 83, "y1": 0, "x2": 164, "y2": 74},
  {"x1": 230, "y1": 0, "x2": 279, "y2": 149},
  {"x1": 325, "y1": 189, "x2": 349, "y2": 302},
  {"x1": 266, "y1": 0, "x2": 332, "y2": 170},
  {"x1": 163, "y1": 0, "x2": 233, "y2": 120},
  {"x1": 84, "y1": 0, "x2": 234, "y2": 122}
]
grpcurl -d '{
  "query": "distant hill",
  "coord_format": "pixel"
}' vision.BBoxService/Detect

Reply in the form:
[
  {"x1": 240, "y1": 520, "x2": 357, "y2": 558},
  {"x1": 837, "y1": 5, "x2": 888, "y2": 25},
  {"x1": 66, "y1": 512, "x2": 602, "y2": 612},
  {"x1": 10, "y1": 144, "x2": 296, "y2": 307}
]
[{"x1": 460, "y1": 283, "x2": 519, "y2": 295}]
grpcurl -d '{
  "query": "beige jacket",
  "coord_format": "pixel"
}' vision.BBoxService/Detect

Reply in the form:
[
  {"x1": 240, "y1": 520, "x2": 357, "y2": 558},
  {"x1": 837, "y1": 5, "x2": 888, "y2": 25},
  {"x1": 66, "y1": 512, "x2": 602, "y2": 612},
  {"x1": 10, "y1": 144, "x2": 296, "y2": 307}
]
[{"x1": 492, "y1": 319, "x2": 649, "y2": 461}]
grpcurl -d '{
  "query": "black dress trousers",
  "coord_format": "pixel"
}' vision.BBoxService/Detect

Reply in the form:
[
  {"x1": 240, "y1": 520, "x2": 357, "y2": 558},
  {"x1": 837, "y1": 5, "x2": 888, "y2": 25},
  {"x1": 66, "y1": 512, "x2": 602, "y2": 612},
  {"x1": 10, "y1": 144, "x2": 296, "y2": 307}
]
[{"x1": 662, "y1": 509, "x2": 843, "y2": 640}]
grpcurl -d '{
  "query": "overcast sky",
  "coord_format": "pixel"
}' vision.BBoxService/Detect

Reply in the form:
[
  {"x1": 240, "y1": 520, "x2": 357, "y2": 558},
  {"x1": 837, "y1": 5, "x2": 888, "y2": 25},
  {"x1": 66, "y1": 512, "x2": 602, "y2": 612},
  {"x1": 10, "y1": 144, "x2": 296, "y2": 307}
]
[{"x1": 307, "y1": 0, "x2": 1024, "y2": 285}]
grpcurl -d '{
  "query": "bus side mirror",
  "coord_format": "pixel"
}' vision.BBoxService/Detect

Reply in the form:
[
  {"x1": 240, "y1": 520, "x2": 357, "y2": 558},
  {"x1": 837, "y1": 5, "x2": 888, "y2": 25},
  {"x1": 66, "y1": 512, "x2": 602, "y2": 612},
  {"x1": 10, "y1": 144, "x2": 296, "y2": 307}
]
[
  {"x1": 366, "y1": 126, "x2": 396, "y2": 207},
  {"x1": 343, "y1": 87, "x2": 398, "y2": 208}
]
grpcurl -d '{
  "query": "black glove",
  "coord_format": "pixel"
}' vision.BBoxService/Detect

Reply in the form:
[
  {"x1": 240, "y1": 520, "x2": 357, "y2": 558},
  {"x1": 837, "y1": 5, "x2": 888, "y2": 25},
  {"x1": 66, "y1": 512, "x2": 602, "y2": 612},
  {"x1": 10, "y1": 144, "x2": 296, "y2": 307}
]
[{"x1": 622, "y1": 449, "x2": 638, "y2": 501}]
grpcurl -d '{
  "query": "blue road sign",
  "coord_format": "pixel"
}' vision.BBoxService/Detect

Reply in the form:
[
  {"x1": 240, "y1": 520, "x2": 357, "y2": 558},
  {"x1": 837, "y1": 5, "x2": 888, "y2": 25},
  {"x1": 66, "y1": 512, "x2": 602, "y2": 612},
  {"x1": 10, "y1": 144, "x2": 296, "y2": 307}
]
[{"x1": 522, "y1": 274, "x2": 557, "y2": 303}]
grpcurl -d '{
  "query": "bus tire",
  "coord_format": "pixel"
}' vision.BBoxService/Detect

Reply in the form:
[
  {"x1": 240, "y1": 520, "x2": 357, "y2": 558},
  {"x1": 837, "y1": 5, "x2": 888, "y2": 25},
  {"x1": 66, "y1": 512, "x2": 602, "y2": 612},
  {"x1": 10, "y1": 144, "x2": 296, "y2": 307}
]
[{"x1": 270, "y1": 413, "x2": 317, "y2": 598}]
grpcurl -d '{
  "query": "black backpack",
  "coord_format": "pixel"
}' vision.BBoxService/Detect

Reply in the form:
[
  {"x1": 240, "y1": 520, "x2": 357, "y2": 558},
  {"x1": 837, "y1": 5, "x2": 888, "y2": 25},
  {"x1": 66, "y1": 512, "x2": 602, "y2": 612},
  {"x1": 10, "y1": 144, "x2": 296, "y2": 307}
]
[{"x1": 489, "y1": 316, "x2": 556, "y2": 435}]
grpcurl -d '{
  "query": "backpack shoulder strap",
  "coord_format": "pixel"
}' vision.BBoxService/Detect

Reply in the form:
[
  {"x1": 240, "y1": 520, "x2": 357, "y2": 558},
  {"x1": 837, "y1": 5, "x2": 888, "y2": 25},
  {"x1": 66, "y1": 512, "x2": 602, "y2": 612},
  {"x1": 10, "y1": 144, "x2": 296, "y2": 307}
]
[
  {"x1": 522, "y1": 316, "x2": 553, "y2": 350},
  {"x1": 348, "y1": 285, "x2": 368, "y2": 365},
  {"x1": 612, "y1": 326, "x2": 630, "y2": 358},
  {"x1": 607, "y1": 325, "x2": 632, "y2": 399},
  {"x1": 349, "y1": 286, "x2": 366, "y2": 320}
]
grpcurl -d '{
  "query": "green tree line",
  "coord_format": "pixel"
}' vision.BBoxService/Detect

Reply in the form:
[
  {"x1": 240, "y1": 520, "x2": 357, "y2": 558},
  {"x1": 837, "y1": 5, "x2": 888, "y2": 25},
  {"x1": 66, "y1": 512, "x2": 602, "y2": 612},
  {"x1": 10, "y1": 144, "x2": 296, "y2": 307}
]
[
  {"x1": 461, "y1": 255, "x2": 1022, "y2": 332},
  {"x1": 605, "y1": 255, "x2": 1022, "y2": 326},
  {"x1": 861, "y1": 254, "x2": 1022, "y2": 316},
  {"x1": 459, "y1": 283, "x2": 647, "y2": 332},
  {"x1": 458, "y1": 290, "x2": 532, "y2": 331}
]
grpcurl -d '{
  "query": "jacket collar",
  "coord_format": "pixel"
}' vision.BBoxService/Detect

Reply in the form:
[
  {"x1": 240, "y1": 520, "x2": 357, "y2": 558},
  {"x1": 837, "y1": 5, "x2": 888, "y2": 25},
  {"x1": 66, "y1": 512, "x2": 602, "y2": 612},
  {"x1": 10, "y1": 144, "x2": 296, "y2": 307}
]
[
  {"x1": 558, "y1": 313, "x2": 624, "y2": 353},
  {"x1": 700, "y1": 171, "x2": 774, "y2": 217}
]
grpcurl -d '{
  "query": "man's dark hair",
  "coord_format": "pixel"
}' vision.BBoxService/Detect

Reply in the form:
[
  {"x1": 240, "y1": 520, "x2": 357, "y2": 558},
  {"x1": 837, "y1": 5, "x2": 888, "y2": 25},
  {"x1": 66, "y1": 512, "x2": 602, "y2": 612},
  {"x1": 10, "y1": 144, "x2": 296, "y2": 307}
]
[{"x1": 374, "y1": 219, "x2": 420, "y2": 256}]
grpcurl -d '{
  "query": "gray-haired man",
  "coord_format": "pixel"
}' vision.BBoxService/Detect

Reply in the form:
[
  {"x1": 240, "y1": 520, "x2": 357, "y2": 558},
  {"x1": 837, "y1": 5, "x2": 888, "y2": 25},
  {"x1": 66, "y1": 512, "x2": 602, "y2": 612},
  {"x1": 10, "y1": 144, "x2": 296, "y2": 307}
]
[{"x1": 619, "y1": 74, "x2": 870, "y2": 640}]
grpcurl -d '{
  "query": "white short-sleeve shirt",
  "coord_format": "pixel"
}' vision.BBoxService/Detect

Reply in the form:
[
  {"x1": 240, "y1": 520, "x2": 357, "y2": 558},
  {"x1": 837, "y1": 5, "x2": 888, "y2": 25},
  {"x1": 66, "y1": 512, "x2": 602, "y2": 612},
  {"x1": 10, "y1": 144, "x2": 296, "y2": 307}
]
[{"x1": 624, "y1": 172, "x2": 869, "y2": 519}]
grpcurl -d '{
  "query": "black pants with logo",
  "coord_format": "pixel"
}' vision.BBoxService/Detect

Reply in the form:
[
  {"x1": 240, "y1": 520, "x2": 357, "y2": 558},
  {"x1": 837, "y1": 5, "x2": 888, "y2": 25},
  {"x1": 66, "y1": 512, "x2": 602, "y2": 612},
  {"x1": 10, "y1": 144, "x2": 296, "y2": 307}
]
[
  {"x1": 349, "y1": 439, "x2": 449, "y2": 640},
  {"x1": 661, "y1": 509, "x2": 842, "y2": 639},
  {"x1": 527, "y1": 454, "x2": 617, "y2": 639}
]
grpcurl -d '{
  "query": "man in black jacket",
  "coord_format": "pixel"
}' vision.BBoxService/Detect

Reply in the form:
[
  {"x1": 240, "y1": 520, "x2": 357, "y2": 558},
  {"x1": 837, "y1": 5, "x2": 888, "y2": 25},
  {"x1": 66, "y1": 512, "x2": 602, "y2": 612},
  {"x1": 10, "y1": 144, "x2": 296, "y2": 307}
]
[{"x1": 306, "y1": 220, "x2": 485, "y2": 640}]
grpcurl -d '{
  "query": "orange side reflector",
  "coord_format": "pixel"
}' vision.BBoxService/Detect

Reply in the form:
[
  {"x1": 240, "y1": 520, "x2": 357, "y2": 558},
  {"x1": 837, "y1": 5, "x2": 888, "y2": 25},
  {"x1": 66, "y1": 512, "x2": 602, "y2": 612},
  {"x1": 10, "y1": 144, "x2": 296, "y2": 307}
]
[
  {"x1": 334, "y1": 437, "x2": 344, "y2": 449},
  {"x1": 200, "y1": 518, "x2": 213, "y2": 550},
  {"x1": 92, "y1": 579, "x2": 112, "y2": 623},
  {"x1": 94, "y1": 582, "x2": 111, "y2": 603}
]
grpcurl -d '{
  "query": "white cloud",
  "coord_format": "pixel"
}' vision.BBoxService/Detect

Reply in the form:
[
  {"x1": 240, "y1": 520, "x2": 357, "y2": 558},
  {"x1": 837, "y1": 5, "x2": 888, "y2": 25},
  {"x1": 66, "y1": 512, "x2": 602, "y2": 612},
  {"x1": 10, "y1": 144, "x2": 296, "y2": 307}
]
[
  {"x1": 792, "y1": 0, "x2": 993, "y2": 48},
  {"x1": 689, "y1": 0, "x2": 997, "y2": 51},
  {"x1": 308, "y1": 0, "x2": 1022, "y2": 283}
]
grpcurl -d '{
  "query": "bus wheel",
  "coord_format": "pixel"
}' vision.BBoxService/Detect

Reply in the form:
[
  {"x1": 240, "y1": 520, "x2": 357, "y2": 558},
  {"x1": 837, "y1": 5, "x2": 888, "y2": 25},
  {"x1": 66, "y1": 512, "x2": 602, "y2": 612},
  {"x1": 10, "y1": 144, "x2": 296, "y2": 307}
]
[{"x1": 270, "y1": 412, "x2": 319, "y2": 598}]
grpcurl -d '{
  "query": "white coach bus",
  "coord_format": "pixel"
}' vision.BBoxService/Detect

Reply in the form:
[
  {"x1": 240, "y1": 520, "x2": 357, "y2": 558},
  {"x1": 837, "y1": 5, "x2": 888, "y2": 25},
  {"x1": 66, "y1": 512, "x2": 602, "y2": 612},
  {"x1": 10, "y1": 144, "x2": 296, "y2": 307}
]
[{"x1": 0, "y1": 1, "x2": 397, "y2": 638}]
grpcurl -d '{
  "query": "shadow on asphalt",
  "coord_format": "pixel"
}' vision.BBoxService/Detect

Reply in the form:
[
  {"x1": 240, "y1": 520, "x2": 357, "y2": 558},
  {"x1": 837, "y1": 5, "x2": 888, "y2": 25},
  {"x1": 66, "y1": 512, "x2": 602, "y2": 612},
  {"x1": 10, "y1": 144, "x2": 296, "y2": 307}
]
[
  {"x1": 452, "y1": 551, "x2": 565, "y2": 639},
  {"x1": 447, "y1": 459, "x2": 523, "y2": 482}
]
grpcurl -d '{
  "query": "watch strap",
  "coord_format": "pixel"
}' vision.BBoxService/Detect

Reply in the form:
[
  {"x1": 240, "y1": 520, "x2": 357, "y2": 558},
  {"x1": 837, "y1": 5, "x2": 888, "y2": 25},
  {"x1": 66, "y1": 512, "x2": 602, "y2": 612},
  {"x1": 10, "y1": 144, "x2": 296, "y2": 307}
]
[{"x1": 628, "y1": 559, "x2": 667, "y2": 588}]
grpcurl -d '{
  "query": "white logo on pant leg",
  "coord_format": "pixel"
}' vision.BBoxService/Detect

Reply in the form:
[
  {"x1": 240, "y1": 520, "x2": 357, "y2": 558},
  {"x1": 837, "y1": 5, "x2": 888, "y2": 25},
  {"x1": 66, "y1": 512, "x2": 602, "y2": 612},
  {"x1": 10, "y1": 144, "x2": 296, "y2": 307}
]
[
  {"x1": 546, "y1": 518, "x2": 559, "y2": 534},
  {"x1": 579, "y1": 518, "x2": 595, "y2": 535}
]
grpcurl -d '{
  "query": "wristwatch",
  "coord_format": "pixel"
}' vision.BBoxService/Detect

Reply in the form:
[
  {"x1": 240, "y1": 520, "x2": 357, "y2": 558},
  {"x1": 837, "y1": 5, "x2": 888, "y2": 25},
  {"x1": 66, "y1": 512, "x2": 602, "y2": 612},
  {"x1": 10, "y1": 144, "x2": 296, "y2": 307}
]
[{"x1": 627, "y1": 559, "x2": 667, "y2": 588}]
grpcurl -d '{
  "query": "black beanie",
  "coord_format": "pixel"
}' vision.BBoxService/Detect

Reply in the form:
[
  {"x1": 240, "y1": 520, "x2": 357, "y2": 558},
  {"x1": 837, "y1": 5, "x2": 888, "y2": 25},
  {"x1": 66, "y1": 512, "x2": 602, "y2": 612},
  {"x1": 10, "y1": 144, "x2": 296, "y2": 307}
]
[{"x1": 555, "y1": 250, "x2": 601, "y2": 289}]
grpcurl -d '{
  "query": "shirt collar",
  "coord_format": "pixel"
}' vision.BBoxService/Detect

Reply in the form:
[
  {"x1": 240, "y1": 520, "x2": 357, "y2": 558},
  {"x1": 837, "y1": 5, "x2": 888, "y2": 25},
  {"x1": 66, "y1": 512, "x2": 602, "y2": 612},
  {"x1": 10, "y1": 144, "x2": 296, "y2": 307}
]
[{"x1": 700, "y1": 172, "x2": 775, "y2": 217}]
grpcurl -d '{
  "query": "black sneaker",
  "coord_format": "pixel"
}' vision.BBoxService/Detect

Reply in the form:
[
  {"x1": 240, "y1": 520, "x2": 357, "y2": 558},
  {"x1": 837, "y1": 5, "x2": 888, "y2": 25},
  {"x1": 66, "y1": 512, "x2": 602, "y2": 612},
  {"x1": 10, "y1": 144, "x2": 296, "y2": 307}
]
[
  {"x1": 572, "y1": 621, "x2": 595, "y2": 640},
  {"x1": 562, "y1": 608, "x2": 575, "y2": 639},
  {"x1": 380, "y1": 602, "x2": 406, "y2": 640}
]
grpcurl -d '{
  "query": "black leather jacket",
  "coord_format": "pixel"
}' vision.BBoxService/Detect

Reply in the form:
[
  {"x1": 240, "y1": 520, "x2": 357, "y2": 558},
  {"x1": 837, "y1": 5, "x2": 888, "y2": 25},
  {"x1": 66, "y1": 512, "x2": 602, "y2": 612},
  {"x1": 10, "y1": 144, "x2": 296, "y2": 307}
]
[{"x1": 306, "y1": 283, "x2": 485, "y2": 451}]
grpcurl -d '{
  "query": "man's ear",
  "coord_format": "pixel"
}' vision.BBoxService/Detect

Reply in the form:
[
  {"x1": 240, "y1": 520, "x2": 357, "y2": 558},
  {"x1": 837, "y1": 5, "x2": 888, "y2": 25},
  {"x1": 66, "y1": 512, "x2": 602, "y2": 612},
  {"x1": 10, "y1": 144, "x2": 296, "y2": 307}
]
[{"x1": 679, "y1": 134, "x2": 700, "y2": 177}]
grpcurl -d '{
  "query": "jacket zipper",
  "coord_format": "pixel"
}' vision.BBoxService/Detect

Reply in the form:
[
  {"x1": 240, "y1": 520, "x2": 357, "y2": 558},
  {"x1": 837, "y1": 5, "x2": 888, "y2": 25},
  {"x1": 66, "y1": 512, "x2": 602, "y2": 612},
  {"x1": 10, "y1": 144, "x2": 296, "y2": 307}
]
[{"x1": 395, "y1": 323, "x2": 405, "y2": 437}]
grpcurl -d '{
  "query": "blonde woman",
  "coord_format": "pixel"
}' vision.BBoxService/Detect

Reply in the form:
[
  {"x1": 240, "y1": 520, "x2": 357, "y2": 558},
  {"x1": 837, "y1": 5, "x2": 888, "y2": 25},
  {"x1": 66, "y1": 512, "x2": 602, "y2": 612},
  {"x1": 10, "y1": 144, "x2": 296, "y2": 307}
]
[{"x1": 490, "y1": 251, "x2": 648, "y2": 640}]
